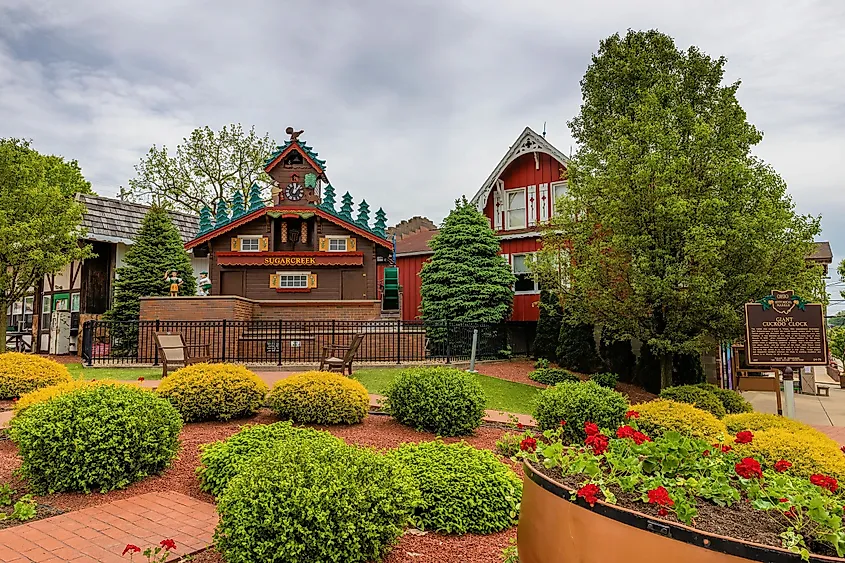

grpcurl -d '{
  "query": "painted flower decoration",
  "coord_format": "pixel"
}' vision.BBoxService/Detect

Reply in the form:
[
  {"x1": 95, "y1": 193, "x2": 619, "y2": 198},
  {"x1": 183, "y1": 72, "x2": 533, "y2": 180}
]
[
  {"x1": 519, "y1": 437, "x2": 537, "y2": 452},
  {"x1": 734, "y1": 431, "x2": 754, "y2": 445},
  {"x1": 810, "y1": 474, "x2": 839, "y2": 493},
  {"x1": 122, "y1": 544, "x2": 141, "y2": 556},
  {"x1": 577, "y1": 483, "x2": 601, "y2": 507},
  {"x1": 160, "y1": 539, "x2": 177, "y2": 551},
  {"x1": 735, "y1": 457, "x2": 762, "y2": 479},
  {"x1": 625, "y1": 410, "x2": 640, "y2": 419},
  {"x1": 774, "y1": 460, "x2": 792, "y2": 473},
  {"x1": 584, "y1": 422, "x2": 599, "y2": 436}
]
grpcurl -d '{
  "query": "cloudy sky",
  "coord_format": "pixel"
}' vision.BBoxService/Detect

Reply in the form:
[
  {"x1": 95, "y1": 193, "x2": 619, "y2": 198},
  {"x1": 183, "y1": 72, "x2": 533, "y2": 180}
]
[{"x1": 1, "y1": 0, "x2": 843, "y2": 308}]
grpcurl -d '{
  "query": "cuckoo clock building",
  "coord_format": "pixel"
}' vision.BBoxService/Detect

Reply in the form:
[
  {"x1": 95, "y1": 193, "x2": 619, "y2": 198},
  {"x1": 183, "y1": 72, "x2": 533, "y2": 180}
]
[{"x1": 140, "y1": 129, "x2": 395, "y2": 323}]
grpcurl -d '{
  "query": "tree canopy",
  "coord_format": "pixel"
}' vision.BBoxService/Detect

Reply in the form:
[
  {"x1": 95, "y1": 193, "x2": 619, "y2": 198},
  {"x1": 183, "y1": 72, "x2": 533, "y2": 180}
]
[
  {"x1": 535, "y1": 30, "x2": 823, "y2": 389},
  {"x1": 420, "y1": 197, "x2": 515, "y2": 323},
  {"x1": 127, "y1": 124, "x2": 276, "y2": 213},
  {"x1": 0, "y1": 138, "x2": 93, "y2": 344}
]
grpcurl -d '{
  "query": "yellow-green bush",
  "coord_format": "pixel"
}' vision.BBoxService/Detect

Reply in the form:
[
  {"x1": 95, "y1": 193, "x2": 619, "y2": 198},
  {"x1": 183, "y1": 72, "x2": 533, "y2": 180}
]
[
  {"x1": 0, "y1": 353, "x2": 71, "y2": 399},
  {"x1": 733, "y1": 428, "x2": 845, "y2": 482},
  {"x1": 724, "y1": 412, "x2": 823, "y2": 437},
  {"x1": 267, "y1": 371, "x2": 369, "y2": 425},
  {"x1": 631, "y1": 399, "x2": 727, "y2": 441},
  {"x1": 14, "y1": 380, "x2": 120, "y2": 415},
  {"x1": 156, "y1": 363, "x2": 268, "y2": 422}
]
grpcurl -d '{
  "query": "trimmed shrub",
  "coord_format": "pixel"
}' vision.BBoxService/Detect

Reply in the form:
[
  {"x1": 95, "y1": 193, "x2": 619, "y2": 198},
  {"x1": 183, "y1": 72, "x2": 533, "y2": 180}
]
[
  {"x1": 528, "y1": 367, "x2": 579, "y2": 386},
  {"x1": 631, "y1": 399, "x2": 727, "y2": 441},
  {"x1": 734, "y1": 428, "x2": 845, "y2": 482},
  {"x1": 267, "y1": 371, "x2": 368, "y2": 425},
  {"x1": 533, "y1": 289, "x2": 563, "y2": 361},
  {"x1": 533, "y1": 381, "x2": 628, "y2": 439},
  {"x1": 197, "y1": 421, "x2": 342, "y2": 497},
  {"x1": 384, "y1": 367, "x2": 486, "y2": 436},
  {"x1": 387, "y1": 441, "x2": 521, "y2": 534},
  {"x1": 14, "y1": 380, "x2": 119, "y2": 415},
  {"x1": 156, "y1": 363, "x2": 268, "y2": 422},
  {"x1": 724, "y1": 412, "x2": 817, "y2": 435},
  {"x1": 590, "y1": 372, "x2": 619, "y2": 389},
  {"x1": 10, "y1": 384, "x2": 182, "y2": 493},
  {"x1": 495, "y1": 432, "x2": 522, "y2": 458},
  {"x1": 696, "y1": 383, "x2": 753, "y2": 415},
  {"x1": 216, "y1": 440, "x2": 419, "y2": 563},
  {"x1": 0, "y1": 353, "x2": 71, "y2": 399},
  {"x1": 658, "y1": 385, "x2": 726, "y2": 418}
]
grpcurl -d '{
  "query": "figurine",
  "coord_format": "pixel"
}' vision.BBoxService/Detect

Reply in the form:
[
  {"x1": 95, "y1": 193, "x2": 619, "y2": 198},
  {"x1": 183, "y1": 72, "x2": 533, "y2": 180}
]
[
  {"x1": 164, "y1": 270, "x2": 183, "y2": 297},
  {"x1": 197, "y1": 271, "x2": 212, "y2": 296}
]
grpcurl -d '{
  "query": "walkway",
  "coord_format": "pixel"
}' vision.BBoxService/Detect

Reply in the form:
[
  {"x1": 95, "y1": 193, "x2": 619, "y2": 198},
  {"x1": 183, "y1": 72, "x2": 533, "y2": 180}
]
[{"x1": 0, "y1": 492, "x2": 217, "y2": 563}]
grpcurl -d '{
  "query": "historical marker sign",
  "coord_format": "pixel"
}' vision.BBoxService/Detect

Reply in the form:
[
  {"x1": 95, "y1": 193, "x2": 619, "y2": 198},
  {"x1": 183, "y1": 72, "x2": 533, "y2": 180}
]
[{"x1": 744, "y1": 289, "x2": 828, "y2": 366}]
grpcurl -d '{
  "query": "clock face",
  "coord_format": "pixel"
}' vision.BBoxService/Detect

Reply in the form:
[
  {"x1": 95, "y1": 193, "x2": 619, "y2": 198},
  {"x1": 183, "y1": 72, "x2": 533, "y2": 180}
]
[{"x1": 285, "y1": 182, "x2": 304, "y2": 201}]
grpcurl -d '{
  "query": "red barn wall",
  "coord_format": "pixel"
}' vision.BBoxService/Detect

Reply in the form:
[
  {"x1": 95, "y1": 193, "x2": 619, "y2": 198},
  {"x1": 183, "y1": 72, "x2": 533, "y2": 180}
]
[
  {"x1": 483, "y1": 152, "x2": 566, "y2": 230},
  {"x1": 499, "y1": 238, "x2": 542, "y2": 321},
  {"x1": 396, "y1": 254, "x2": 428, "y2": 320}
]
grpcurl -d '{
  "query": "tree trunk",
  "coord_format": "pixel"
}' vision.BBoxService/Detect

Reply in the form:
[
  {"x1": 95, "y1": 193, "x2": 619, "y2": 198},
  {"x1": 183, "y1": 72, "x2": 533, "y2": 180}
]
[
  {"x1": 659, "y1": 352, "x2": 674, "y2": 391},
  {"x1": 0, "y1": 305, "x2": 7, "y2": 353}
]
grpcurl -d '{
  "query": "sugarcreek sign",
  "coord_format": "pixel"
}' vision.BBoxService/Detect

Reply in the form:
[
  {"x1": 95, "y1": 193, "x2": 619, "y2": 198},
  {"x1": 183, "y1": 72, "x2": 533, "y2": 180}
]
[
  {"x1": 215, "y1": 251, "x2": 364, "y2": 267},
  {"x1": 744, "y1": 289, "x2": 827, "y2": 366}
]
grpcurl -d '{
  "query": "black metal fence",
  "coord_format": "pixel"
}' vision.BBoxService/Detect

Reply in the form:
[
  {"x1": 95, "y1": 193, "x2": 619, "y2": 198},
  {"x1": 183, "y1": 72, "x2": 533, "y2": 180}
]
[{"x1": 81, "y1": 319, "x2": 536, "y2": 366}]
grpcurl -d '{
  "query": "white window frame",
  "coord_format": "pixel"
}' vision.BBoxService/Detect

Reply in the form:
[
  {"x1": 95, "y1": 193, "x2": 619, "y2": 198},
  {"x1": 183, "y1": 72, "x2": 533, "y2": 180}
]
[
  {"x1": 551, "y1": 181, "x2": 568, "y2": 215},
  {"x1": 505, "y1": 188, "x2": 527, "y2": 230},
  {"x1": 276, "y1": 271, "x2": 311, "y2": 289},
  {"x1": 41, "y1": 295, "x2": 51, "y2": 314},
  {"x1": 511, "y1": 252, "x2": 540, "y2": 295},
  {"x1": 325, "y1": 235, "x2": 349, "y2": 252},
  {"x1": 70, "y1": 293, "x2": 80, "y2": 313},
  {"x1": 239, "y1": 235, "x2": 262, "y2": 252}
]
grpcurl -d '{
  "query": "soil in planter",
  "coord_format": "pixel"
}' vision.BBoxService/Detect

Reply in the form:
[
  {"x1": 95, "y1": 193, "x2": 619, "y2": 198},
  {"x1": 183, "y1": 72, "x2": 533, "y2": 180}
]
[
  {"x1": 532, "y1": 462, "x2": 838, "y2": 558},
  {"x1": 0, "y1": 488, "x2": 65, "y2": 530}
]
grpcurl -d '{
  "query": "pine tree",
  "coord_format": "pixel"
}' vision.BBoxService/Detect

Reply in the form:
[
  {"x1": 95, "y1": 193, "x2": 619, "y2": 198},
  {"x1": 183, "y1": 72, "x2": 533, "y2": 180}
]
[
  {"x1": 356, "y1": 200, "x2": 370, "y2": 229},
  {"x1": 373, "y1": 208, "x2": 387, "y2": 237},
  {"x1": 247, "y1": 183, "x2": 264, "y2": 212},
  {"x1": 556, "y1": 322, "x2": 601, "y2": 373},
  {"x1": 231, "y1": 190, "x2": 246, "y2": 219},
  {"x1": 600, "y1": 336, "x2": 636, "y2": 382},
  {"x1": 339, "y1": 192, "x2": 354, "y2": 221},
  {"x1": 320, "y1": 184, "x2": 337, "y2": 212},
  {"x1": 197, "y1": 205, "x2": 213, "y2": 235},
  {"x1": 420, "y1": 197, "x2": 515, "y2": 323},
  {"x1": 533, "y1": 289, "x2": 562, "y2": 360},
  {"x1": 215, "y1": 199, "x2": 230, "y2": 226},
  {"x1": 104, "y1": 206, "x2": 197, "y2": 355}
]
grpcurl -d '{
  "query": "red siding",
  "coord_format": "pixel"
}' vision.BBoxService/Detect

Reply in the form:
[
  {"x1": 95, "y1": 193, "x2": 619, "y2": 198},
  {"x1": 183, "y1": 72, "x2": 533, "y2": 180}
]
[
  {"x1": 483, "y1": 152, "x2": 566, "y2": 231},
  {"x1": 397, "y1": 254, "x2": 428, "y2": 320},
  {"x1": 499, "y1": 237, "x2": 542, "y2": 321}
]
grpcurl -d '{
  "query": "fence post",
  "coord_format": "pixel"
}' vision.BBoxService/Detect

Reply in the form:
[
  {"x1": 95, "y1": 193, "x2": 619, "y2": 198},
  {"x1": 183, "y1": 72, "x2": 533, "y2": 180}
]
[
  {"x1": 277, "y1": 319, "x2": 283, "y2": 366},
  {"x1": 82, "y1": 320, "x2": 94, "y2": 367},
  {"x1": 396, "y1": 319, "x2": 401, "y2": 364},
  {"x1": 445, "y1": 321, "x2": 452, "y2": 364},
  {"x1": 153, "y1": 319, "x2": 160, "y2": 366},
  {"x1": 467, "y1": 329, "x2": 479, "y2": 373},
  {"x1": 221, "y1": 319, "x2": 227, "y2": 362}
]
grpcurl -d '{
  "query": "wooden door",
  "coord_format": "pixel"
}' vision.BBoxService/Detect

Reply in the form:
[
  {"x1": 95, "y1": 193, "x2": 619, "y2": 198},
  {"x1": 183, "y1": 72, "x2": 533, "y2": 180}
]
[
  {"x1": 220, "y1": 271, "x2": 245, "y2": 297},
  {"x1": 341, "y1": 270, "x2": 367, "y2": 300}
]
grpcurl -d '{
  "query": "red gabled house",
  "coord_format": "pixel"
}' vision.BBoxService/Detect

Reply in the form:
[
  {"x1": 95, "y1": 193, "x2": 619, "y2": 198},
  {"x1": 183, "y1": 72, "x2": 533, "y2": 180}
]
[{"x1": 396, "y1": 127, "x2": 569, "y2": 322}]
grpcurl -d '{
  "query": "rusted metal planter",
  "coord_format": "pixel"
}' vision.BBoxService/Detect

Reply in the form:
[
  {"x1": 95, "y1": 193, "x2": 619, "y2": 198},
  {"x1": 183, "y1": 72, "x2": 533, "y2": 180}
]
[{"x1": 518, "y1": 462, "x2": 844, "y2": 563}]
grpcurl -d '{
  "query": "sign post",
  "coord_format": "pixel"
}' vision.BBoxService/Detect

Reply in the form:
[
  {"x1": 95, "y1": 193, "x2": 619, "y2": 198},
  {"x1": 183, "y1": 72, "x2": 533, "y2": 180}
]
[{"x1": 744, "y1": 290, "x2": 827, "y2": 418}]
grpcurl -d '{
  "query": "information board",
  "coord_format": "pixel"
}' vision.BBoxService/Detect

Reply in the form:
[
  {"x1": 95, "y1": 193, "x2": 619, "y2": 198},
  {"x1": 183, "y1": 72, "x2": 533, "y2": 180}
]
[{"x1": 744, "y1": 289, "x2": 827, "y2": 366}]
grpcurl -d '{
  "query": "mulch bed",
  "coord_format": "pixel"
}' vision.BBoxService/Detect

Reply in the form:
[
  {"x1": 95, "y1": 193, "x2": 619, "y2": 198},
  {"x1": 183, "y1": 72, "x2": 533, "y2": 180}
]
[{"x1": 0, "y1": 409, "x2": 517, "y2": 562}]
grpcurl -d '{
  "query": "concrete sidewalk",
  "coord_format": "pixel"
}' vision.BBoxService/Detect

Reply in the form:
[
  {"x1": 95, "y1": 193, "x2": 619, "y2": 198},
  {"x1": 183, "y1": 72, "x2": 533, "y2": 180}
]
[{"x1": 743, "y1": 386, "x2": 845, "y2": 426}]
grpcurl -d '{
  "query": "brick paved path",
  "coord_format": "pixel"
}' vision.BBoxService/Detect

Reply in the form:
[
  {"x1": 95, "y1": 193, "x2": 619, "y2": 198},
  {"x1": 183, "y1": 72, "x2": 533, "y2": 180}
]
[{"x1": 0, "y1": 492, "x2": 217, "y2": 563}]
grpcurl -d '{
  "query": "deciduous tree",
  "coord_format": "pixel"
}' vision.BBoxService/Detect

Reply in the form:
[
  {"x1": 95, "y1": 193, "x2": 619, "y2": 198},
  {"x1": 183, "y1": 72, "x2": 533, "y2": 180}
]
[
  {"x1": 0, "y1": 139, "x2": 92, "y2": 345},
  {"x1": 128, "y1": 124, "x2": 276, "y2": 213},
  {"x1": 535, "y1": 30, "x2": 822, "y2": 390}
]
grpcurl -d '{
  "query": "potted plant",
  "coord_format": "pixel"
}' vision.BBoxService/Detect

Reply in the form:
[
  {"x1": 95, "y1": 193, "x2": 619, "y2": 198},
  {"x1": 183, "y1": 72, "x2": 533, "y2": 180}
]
[{"x1": 515, "y1": 417, "x2": 845, "y2": 562}]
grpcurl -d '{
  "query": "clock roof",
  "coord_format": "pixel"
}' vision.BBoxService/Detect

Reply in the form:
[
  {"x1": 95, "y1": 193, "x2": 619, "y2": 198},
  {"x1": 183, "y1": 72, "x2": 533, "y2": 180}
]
[{"x1": 264, "y1": 137, "x2": 327, "y2": 180}]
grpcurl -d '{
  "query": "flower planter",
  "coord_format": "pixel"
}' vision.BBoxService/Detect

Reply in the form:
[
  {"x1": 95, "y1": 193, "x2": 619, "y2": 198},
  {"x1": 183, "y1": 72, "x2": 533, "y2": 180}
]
[{"x1": 518, "y1": 461, "x2": 844, "y2": 563}]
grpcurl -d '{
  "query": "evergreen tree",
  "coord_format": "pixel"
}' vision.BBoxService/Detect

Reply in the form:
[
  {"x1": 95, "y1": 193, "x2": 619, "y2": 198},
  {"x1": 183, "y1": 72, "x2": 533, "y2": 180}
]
[
  {"x1": 373, "y1": 208, "x2": 387, "y2": 237},
  {"x1": 356, "y1": 200, "x2": 370, "y2": 229},
  {"x1": 338, "y1": 192, "x2": 354, "y2": 221},
  {"x1": 556, "y1": 322, "x2": 601, "y2": 373},
  {"x1": 197, "y1": 205, "x2": 213, "y2": 235},
  {"x1": 104, "y1": 206, "x2": 196, "y2": 355},
  {"x1": 320, "y1": 184, "x2": 337, "y2": 212},
  {"x1": 215, "y1": 199, "x2": 230, "y2": 226},
  {"x1": 231, "y1": 190, "x2": 246, "y2": 219},
  {"x1": 600, "y1": 336, "x2": 636, "y2": 382},
  {"x1": 533, "y1": 289, "x2": 562, "y2": 360},
  {"x1": 247, "y1": 183, "x2": 264, "y2": 212},
  {"x1": 420, "y1": 197, "x2": 515, "y2": 323}
]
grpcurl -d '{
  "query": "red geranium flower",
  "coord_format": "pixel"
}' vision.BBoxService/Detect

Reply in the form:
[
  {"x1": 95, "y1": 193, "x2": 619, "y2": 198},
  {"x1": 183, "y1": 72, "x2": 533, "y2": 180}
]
[
  {"x1": 122, "y1": 544, "x2": 141, "y2": 556},
  {"x1": 138, "y1": 376, "x2": 145, "y2": 382},
  {"x1": 735, "y1": 457, "x2": 762, "y2": 479},
  {"x1": 560, "y1": 420, "x2": 566, "y2": 427},
  {"x1": 784, "y1": 506, "x2": 797, "y2": 519},
  {"x1": 577, "y1": 483, "x2": 601, "y2": 506},
  {"x1": 616, "y1": 425, "x2": 635, "y2": 440},
  {"x1": 584, "y1": 421, "x2": 599, "y2": 436},
  {"x1": 647, "y1": 486, "x2": 675, "y2": 508},
  {"x1": 160, "y1": 539, "x2": 177, "y2": 551},
  {"x1": 702, "y1": 449, "x2": 710, "y2": 457},
  {"x1": 840, "y1": 445, "x2": 845, "y2": 455},
  {"x1": 517, "y1": 422, "x2": 524, "y2": 430},
  {"x1": 625, "y1": 410, "x2": 640, "y2": 419},
  {"x1": 585, "y1": 433, "x2": 610, "y2": 455},
  {"x1": 774, "y1": 460, "x2": 792, "y2": 473},
  {"x1": 519, "y1": 437, "x2": 537, "y2": 452},
  {"x1": 632, "y1": 431, "x2": 651, "y2": 445},
  {"x1": 810, "y1": 474, "x2": 839, "y2": 493},
  {"x1": 721, "y1": 445, "x2": 732, "y2": 453},
  {"x1": 779, "y1": 498, "x2": 788, "y2": 503},
  {"x1": 735, "y1": 431, "x2": 754, "y2": 445},
  {"x1": 658, "y1": 508, "x2": 669, "y2": 516}
]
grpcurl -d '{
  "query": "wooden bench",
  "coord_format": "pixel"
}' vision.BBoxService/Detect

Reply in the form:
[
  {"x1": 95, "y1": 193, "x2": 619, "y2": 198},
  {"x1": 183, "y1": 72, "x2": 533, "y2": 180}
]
[{"x1": 817, "y1": 383, "x2": 832, "y2": 397}]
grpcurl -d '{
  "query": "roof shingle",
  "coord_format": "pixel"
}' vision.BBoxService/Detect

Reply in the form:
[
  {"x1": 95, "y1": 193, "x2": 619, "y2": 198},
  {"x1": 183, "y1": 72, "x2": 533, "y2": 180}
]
[{"x1": 75, "y1": 194, "x2": 199, "y2": 245}]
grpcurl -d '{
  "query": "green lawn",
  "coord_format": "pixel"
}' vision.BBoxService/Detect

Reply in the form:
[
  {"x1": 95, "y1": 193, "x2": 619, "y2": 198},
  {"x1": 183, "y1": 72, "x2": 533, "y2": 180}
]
[
  {"x1": 352, "y1": 367, "x2": 541, "y2": 415},
  {"x1": 66, "y1": 363, "x2": 163, "y2": 381}
]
